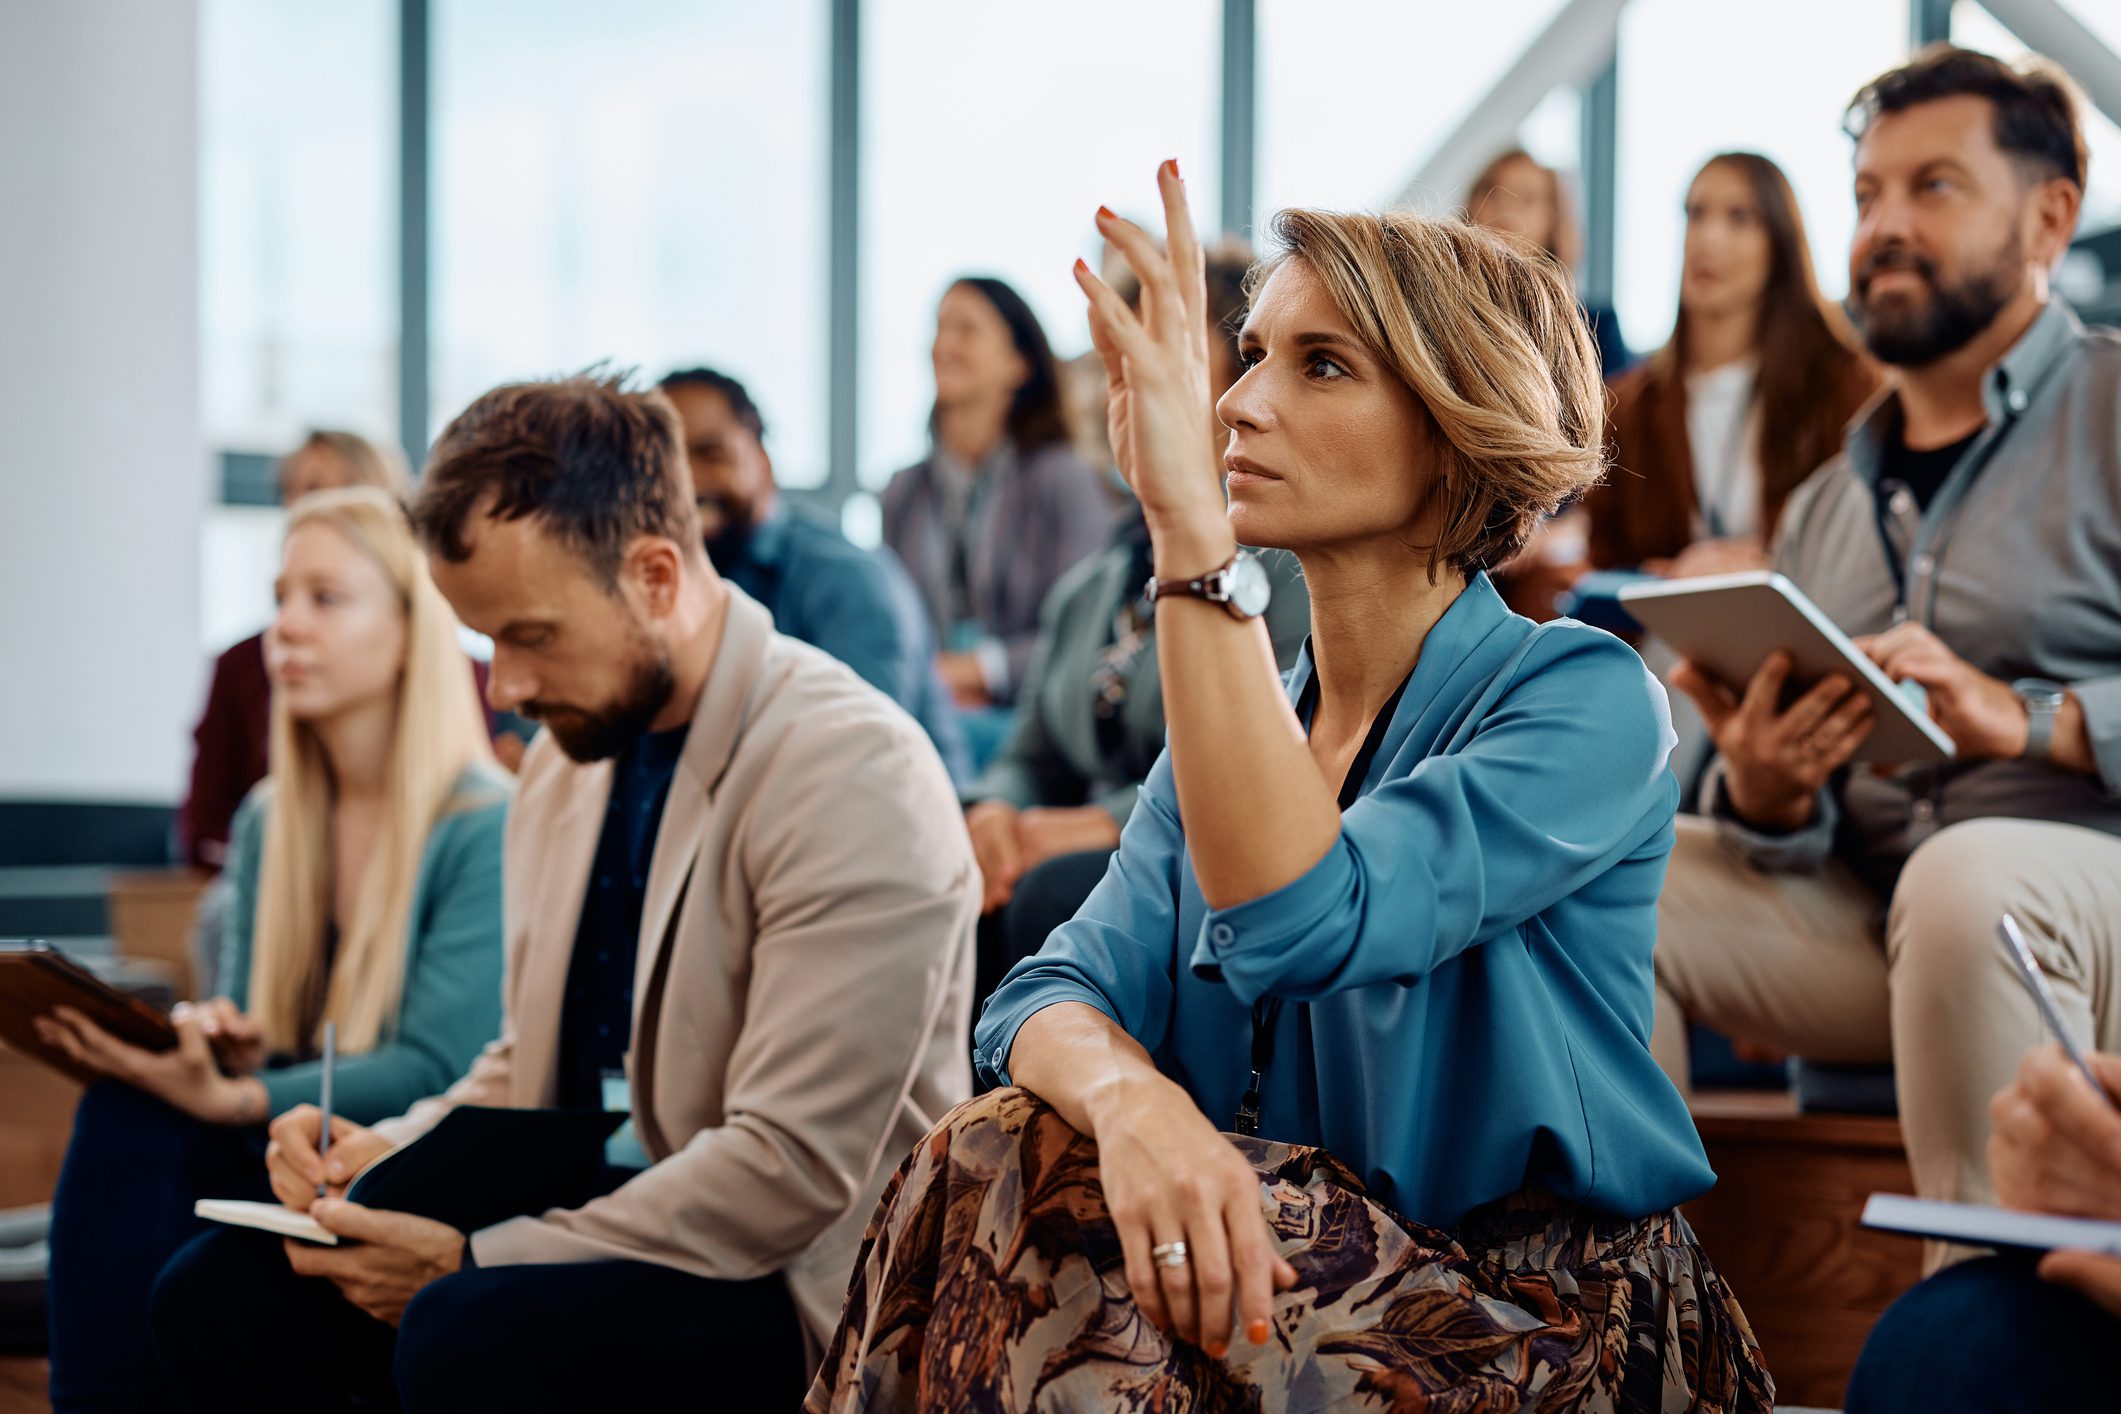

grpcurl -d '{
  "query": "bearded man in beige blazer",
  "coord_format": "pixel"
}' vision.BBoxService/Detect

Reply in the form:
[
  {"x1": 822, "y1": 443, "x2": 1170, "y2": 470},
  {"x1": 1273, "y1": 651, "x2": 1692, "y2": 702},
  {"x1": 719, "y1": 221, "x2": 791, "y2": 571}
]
[{"x1": 149, "y1": 371, "x2": 978, "y2": 1413}]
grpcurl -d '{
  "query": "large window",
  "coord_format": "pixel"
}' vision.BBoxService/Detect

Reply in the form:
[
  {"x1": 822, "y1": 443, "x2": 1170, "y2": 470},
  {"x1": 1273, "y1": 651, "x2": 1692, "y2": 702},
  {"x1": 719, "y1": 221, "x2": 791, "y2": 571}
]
[
  {"x1": 1952, "y1": 2, "x2": 2121, "y2": 235},
  {"x1": 431, "y1": 1, "x2": 832, "y2": 483},
  {"x1": 1611, "y1": 0, "x2": 1908, "y2": 357},
  {"x1": 199, "y1": 0, "x2": 396, "y2": 454},
  {"x1": 857, "y1": 0, "x2": 1221, "y2": 492},
  {"x1": 1255, "y1": 0, "x2": 1576, "y2": 221}
]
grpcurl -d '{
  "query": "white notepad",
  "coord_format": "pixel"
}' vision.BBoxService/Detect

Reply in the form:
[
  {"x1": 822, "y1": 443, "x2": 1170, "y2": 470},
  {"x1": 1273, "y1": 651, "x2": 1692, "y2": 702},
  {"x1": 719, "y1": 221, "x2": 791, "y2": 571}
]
[
  {"x1": 1861, "y1": 1193, "x2": 2121, "y2": 1254},
  {"x1": 194, "y1": 1198, "x2": 339, "y2": 1245}
]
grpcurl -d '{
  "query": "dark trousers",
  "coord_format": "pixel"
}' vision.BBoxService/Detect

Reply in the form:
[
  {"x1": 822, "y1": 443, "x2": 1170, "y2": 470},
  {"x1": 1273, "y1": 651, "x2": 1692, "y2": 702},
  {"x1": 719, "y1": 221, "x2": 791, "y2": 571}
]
[
  {"x1": 150, "y1": 1226, "x2": 810, "y2": 1412},
  {"x1": 1846, "y1": 1253, "x2": 2117, "y2": 1412},
  {"x1": 972, "y1": 847, "x2": 1115, "y2": 1016},
  {"x1": 46, "y1": 1080, "x2": 271, "y2": 1413}
]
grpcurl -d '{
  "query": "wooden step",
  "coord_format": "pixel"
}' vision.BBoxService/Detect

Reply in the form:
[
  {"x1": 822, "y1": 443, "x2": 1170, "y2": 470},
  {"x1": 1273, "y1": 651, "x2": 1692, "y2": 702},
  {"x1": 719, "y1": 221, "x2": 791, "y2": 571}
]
[{"x1": 1684, "y1": 1090, "x2": 1922, "y2": 1411}]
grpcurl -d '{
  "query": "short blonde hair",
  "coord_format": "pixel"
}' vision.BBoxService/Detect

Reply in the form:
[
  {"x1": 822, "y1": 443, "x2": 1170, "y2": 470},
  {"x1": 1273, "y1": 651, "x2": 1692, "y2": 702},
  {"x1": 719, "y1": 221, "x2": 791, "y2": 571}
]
[{"x1": 1253, "y1": 209, "x2": 1606, "y2": 578}]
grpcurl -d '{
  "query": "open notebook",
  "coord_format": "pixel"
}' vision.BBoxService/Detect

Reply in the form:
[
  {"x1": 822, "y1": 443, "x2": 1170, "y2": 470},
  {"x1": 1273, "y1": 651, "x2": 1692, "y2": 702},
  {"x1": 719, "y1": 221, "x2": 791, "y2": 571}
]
[
  {"x1": 194, "y1": 1105, "x2": 627, "y2": 1245},
  {"x1": 1862, "y1": 1193, "x2": 2121, "y2": 1255}
]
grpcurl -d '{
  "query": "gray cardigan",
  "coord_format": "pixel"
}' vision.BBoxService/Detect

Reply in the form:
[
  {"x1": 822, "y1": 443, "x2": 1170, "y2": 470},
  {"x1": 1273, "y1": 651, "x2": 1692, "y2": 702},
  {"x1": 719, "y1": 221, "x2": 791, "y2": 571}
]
[
  {"x1": 881, "y1": 439, "x2": 1112, "y2": 699},
  {"x1": 967, "y1": 539, "x2": 1310, "y2": 826},
  {"x1": 1706, "y1": 299, "x2": 2121, "y2": 893},
  {"x1": 222, "y1": 764, "x2": 511, "y2": 1122}
]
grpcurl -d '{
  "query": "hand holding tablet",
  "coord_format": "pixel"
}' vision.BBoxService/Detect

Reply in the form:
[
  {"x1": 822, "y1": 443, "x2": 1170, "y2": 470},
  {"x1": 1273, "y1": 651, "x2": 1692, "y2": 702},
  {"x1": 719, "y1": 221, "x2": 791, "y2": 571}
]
[{"x1": 1618, "y1": 572, "x2": 1957, "y2": 764}]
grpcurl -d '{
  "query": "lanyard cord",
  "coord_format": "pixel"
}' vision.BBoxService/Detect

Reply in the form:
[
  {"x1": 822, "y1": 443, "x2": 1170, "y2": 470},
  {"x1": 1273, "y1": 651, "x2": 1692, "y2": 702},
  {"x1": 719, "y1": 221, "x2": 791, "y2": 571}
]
[{"x1": 1234, "y1": 661, "x2": 1415, "y2": 1137}]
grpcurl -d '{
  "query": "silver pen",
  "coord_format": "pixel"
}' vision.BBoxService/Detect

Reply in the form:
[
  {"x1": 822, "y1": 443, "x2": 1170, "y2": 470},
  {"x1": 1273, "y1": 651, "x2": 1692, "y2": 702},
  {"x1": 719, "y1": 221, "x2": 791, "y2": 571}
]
[
  {"x1": 1998, "y1": 912, "x2": 2112, "y2": 1105},
  {"x1": 316, "y1": 1021, "x2": 336, "y2": 1199}
]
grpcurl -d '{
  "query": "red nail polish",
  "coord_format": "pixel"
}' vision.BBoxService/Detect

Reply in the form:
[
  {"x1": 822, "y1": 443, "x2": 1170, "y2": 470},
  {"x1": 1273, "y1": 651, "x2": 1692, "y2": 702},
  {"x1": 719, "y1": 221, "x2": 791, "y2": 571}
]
[
  {"x1": 1247, "y1": 1319, "x2": 1269, "y2": 1343},
  {"x1": 1208, "y1": 1341, "x2": 1228, "y2": 1359},
  {"x1": 1096, "y1": 205, "x2": 1115, "y2": 223},
  {"x1": 1167, "y1": 158, "x2": 1182, "y2": 180}
]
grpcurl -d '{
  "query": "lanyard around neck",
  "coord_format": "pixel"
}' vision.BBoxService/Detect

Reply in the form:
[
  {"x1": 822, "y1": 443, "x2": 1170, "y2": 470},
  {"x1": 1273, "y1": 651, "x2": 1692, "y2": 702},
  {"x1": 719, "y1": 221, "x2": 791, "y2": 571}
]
[{"x1": 1234, "y1": 661, "x2": 1415, "y2": 1136}]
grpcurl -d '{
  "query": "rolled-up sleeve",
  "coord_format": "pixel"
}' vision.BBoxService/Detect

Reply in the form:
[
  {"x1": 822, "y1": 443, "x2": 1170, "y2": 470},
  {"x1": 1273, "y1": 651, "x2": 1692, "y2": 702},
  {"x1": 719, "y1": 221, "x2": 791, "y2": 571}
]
[
  {"x1": 2071, "y1": 674, "x2": 2121, "y2": 795},
  {"x1": 1190, "y1": 631, "x2": 1678, "y2": 1007},
  {"x1": 1698, "y1": 758, "x2": 1841, "y2": 873},
  {"x1": 973, "y1": 760, "x2": 1184, "y2": 1088}
]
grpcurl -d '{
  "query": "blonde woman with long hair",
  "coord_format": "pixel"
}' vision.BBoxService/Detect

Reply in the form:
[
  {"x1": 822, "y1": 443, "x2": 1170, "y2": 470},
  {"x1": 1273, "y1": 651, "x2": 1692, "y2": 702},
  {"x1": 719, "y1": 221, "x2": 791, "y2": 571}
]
[
  {"x1": 41, "y1": 487, "x2": 509, "y2": 1413},
  {"x1": 811, "y1": 170, "x2": 1772, "y2": 1411}
]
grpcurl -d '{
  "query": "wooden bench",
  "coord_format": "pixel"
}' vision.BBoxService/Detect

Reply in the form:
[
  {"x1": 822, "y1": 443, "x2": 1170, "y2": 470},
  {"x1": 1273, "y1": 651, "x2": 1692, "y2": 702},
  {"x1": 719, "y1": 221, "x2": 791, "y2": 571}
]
[{"x1": 1683, "y1": 1091, "x2": 1923, "y2": 1410}]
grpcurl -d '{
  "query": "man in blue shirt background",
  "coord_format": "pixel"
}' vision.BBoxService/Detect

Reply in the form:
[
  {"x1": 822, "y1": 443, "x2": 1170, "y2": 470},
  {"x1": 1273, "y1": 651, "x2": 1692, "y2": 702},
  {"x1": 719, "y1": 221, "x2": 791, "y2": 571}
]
[{"x1": 659, "y1": 366, "x2": 969, "y2": 783}]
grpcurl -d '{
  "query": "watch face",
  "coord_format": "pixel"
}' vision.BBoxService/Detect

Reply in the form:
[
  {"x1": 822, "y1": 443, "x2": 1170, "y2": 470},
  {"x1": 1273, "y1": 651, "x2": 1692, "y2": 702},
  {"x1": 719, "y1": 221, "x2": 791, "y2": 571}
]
[
  {"x1": 1228, "y1": 553, "x2": 1272, "y2": 618},
  {"x1": 2012, "y1": 677, "x2": 2067, "y2": 708}
]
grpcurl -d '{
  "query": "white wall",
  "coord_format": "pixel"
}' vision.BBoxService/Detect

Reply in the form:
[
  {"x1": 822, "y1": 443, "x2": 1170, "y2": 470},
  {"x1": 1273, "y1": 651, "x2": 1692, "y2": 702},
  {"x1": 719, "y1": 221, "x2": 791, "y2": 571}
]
[{"x1": 0, "y1": 0, "x2": 205, "y2": 803}]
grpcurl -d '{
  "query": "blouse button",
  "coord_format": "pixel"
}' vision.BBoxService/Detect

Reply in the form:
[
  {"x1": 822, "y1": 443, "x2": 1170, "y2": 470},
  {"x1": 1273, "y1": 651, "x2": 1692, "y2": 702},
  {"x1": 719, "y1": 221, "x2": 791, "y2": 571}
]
[{"x1": 1210, "y1": 923, "x2": 1235, "y2": 947}]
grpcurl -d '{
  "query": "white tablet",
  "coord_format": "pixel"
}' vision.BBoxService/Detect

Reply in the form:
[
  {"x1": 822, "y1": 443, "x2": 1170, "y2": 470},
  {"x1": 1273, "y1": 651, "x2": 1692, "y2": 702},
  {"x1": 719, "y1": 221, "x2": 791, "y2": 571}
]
[
  {"x1": 1862, "y1": 1193, "x2": 2121, "y2": 1256},
  {"x1": 1617, "y1": 571, "x2": 1956, "y2": 764}
]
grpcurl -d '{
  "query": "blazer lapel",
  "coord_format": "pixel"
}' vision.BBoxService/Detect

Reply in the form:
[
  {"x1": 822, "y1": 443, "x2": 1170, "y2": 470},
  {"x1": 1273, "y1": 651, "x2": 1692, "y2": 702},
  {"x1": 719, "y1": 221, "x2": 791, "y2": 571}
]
[
  {"x1": 511, "y1": 756, "x2": 613, "y2": 1108},
  {"x1": 629, "y1": 589, "x2": 775, "y2": 1130}
]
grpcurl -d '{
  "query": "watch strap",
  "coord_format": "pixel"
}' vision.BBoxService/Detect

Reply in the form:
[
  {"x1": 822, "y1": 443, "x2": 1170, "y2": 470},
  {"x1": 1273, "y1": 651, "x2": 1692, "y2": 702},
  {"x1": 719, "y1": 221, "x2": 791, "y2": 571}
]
[
  {"x1": 1146, "y1": 556, "x2": 1237, "y2": 609},
  {"x1": 2024, "y1": 696, "x2": 2058, "y2": 762}
]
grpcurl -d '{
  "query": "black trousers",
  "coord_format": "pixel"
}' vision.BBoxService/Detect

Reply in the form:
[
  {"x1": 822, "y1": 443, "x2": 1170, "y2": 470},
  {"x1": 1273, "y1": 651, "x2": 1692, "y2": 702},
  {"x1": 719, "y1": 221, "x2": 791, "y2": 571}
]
[
  {"x1": 972, "y1": 847, "x2": 1116, "y2": 1013},
  {"x1": 150, "y1": 1226, "x2": 810, "y2": 1412},
  {"x1": 47, "y1": 1079, "x2": 272, "y2": 1412}
]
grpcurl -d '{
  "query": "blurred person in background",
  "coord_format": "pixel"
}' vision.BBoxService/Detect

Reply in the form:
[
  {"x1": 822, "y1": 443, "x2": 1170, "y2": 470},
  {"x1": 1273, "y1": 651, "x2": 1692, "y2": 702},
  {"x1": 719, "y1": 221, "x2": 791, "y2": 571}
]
[
  {"x1": 1583, "y1": 152, "x2": 1881, "y2": 579},
  {"x1": 883, "y1": 276, "x2": 1111, "y2": 768},
  {"x1": 1468, "y1": 149, "x2": 1633, "y2": 620},
  {"x1": 961, "y1": 240, "x2": 1311, "y2": 1006},
  {"x1": 659, "y1": 366, "x2": 970, "y2": 783},
  {"x1": 1467, "y1": 147, "x2": 1633, "y2": 376},
  {"x1": 41, "y1": 488, "x2": 508, "y2": 1414},
  {"x1": 181, "y1": 430, "x2": 413, "y2": 872}
]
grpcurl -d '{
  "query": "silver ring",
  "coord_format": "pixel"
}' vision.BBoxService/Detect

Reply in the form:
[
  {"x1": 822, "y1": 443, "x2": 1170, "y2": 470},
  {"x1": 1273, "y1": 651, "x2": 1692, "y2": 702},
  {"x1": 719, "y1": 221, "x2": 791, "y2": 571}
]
[{"x1": 1151, "y1": 1240, "x2": 1191, "y2": 1269}]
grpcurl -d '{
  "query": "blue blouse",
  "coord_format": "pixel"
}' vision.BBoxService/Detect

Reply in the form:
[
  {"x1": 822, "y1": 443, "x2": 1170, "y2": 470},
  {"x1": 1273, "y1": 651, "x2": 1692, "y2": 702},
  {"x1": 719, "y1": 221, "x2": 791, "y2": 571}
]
[{"x1": 975, "y1": 573, "x2": 1715, "y2": 1227}]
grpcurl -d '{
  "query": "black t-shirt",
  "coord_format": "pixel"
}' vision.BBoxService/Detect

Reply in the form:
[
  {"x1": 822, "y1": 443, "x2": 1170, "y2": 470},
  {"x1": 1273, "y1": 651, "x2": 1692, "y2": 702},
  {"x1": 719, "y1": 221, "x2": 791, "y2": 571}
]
[
  {"x1": 1879, "y1": 425, "x2": 1983, "y2": 513},
  {"x1": 555, "y1": 723, "x2": 689, "y2": 1112}
]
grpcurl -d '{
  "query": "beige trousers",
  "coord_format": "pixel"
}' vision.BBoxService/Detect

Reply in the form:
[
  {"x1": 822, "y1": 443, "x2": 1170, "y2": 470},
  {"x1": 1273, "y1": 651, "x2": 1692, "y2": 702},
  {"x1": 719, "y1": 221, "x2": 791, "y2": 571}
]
[{"x1": 1653, "y1": 815, "x2": 2121, "y2": 1235}]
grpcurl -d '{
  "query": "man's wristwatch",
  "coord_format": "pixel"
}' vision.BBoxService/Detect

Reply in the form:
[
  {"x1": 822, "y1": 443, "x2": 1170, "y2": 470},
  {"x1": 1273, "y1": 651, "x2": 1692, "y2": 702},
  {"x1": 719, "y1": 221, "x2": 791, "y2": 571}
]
[
  {"x1": 2012, "y1": 678, "x2": 2068, "y2": 762},
  {"x1": 1145, "y1": 551, "x2": 1272, "y2": 621}
]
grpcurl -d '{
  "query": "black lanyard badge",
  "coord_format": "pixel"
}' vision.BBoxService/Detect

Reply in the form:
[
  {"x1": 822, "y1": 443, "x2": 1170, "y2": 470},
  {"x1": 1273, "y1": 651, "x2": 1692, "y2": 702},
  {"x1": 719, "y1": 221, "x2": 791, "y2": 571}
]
[{"x1": 1233, "y1": 661, "x2": 1413, "y2": 1137}]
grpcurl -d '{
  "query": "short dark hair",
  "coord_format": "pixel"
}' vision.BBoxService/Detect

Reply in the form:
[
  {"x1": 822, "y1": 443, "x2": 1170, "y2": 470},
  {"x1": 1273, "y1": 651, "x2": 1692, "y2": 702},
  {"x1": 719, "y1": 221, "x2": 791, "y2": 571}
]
[
  {"x1": 658, "y1": 366, "x2": 766, "y2": 443},
  {"x1": 411, "y1": 368, "x2": 700, "y2": 587},
  {"x1": 929, "y1": 276, "x2": 1070, "y2": 453},
  {"x1": 1846, "y1": 45, "x2": 2087, "y2": 190}
]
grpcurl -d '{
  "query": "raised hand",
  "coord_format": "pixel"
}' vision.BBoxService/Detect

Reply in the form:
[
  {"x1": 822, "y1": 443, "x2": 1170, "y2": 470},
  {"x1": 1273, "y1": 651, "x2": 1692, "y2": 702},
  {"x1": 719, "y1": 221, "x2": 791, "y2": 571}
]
[{"x1": 1074, "y1": 163, "x2": 1230, "y2": 567}]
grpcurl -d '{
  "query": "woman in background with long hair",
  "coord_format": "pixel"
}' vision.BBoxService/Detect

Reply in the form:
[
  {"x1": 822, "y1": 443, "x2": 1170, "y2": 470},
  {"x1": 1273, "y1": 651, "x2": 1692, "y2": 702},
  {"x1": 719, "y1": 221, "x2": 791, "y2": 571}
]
[
  {"x1": 1584, "y1": 151, "x2": 1882, "y2": 576},
  {"x1": 41, "y1": 488, "x2": 509, "y2": 1413},
  {"x1": 883, "y1": 276, "x2": 1111, "y2": 758}
]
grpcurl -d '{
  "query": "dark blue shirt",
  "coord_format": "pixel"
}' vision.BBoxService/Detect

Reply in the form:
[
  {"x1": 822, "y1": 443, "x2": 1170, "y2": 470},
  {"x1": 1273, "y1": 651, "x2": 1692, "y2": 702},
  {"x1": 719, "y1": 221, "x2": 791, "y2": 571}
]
[
  {"x1": 722, "y1": 504, "x2": 970, "y2": 784},
  {"x1": 555, "y1": 723, "x2": 688, "y2": 1113}
]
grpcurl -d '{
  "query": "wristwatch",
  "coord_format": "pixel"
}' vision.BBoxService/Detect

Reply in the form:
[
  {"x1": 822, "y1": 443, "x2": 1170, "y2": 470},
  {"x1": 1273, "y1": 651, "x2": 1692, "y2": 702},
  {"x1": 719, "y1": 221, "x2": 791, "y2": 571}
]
[
  {"x1": 1145, "y1": 550, "x2": 1272, "y2": 621},
  {"x1": 2012, "y1": 678, "x2": 2068, "y2": 762}
]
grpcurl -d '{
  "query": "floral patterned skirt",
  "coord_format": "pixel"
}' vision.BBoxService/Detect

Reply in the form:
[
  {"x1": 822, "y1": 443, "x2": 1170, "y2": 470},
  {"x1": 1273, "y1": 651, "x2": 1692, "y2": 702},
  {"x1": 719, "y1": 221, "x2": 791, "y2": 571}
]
[{"x1": 806, "y1": 1088, "x2": 1774, "y2": 1413}]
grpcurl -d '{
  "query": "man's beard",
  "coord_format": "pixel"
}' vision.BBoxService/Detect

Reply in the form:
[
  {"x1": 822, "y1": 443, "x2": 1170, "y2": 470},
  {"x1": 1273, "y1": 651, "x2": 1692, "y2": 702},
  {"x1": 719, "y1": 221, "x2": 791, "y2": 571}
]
[
  {"x1": 702, "y1": 517, "x2": 755, "y2": 577},
  {"x1": 522, "y1": 634, "x2": 677, "y2": 764},
  {"x1": 1852, "y1": 232, "x2": 2023, "y2": 368}
]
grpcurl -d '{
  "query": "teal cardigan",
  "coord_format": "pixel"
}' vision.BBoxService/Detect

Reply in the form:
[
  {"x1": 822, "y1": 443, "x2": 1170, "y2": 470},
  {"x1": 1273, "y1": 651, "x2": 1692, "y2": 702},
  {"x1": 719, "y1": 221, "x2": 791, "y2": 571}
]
[{"x1": 220, "y1": 765, "x2": 510, "y2": 1123}]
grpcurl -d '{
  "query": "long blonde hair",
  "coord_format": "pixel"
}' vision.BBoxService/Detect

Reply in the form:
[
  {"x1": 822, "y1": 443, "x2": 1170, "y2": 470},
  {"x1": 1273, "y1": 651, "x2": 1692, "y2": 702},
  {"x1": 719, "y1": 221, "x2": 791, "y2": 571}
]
[{"x1": 250, "y1": 487, "x2": 494, "y2": 1054}]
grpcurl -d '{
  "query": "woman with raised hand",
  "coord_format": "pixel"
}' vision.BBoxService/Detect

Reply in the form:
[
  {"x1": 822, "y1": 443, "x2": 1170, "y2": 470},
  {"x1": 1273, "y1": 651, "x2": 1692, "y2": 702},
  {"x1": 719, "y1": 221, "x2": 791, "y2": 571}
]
[
  {"x1": 810, "y1": 165, "x2": 1772, "y2": 1411},
  {"x1": 41, "y1": 487, "x2": 508, "y2": 1414}
]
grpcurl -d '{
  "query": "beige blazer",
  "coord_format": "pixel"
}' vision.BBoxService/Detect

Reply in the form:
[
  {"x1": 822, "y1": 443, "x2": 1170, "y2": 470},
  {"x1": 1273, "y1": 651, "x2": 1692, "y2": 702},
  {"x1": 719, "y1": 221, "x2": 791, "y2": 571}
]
[{"x1": 372, "y1": 588, "x2": 979, "y2": 1352}]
